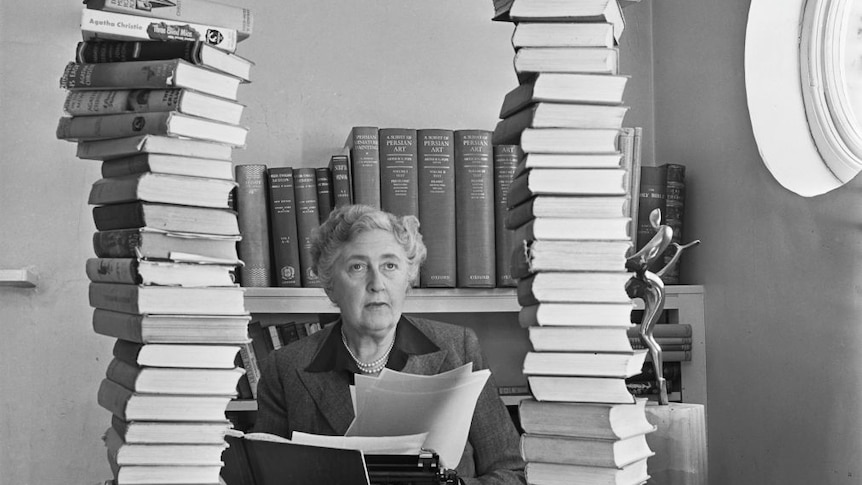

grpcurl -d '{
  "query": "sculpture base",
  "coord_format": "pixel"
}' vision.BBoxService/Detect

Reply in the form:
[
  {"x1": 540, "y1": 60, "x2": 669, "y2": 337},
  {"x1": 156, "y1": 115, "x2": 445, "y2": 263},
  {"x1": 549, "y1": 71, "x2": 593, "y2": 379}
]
[{"x1": 645, "y1": 402, "x2": 708, "y2": 485}]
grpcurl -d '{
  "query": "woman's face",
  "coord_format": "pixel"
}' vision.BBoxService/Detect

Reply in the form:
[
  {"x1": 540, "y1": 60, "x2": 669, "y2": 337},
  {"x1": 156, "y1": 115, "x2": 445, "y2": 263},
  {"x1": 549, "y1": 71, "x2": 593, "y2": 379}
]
[{"x1": 329, "y1": 228, "x2": 411, "y2": 337}]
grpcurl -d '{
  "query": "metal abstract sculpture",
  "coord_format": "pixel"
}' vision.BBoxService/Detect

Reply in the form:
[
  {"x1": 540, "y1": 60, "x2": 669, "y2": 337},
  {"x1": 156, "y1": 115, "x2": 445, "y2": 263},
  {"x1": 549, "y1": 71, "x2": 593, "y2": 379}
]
[{"x1": 626, "y1": 209, "x2": 700, "y2": 405}]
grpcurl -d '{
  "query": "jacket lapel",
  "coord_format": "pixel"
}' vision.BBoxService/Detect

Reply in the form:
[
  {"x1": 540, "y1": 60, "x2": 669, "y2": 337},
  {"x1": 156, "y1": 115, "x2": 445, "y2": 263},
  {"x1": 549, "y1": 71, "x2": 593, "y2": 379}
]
[
  {"x1": 296, "y1": 368, "x2": 355, "y2": 435},
  {"x1": 402, "y1": 347, "x2": 449, "y2": 376}
]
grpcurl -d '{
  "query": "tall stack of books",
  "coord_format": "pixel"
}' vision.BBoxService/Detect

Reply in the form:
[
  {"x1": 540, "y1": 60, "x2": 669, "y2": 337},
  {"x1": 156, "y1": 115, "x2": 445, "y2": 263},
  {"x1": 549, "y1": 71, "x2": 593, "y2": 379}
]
[
  {"x1": 493, "y1": 1, "x2": 655, "y2": 484},
  {"x1": 56, "y1": 1, "x2": 255, "y2": 483}
]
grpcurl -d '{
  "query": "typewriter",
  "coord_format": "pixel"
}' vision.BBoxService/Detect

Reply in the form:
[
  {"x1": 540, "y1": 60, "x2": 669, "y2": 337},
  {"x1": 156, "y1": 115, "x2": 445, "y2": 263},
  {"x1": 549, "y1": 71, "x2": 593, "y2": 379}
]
[{"x1": 366, "y1": 450, "x2": 460, "y2": 485}]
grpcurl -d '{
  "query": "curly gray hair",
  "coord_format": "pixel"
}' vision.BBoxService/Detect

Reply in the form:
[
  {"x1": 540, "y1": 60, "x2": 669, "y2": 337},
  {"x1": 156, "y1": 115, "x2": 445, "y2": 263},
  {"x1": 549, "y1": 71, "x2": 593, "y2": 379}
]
[{"x1": 310, "y1": 205, "x2": 427, "y2": 294}]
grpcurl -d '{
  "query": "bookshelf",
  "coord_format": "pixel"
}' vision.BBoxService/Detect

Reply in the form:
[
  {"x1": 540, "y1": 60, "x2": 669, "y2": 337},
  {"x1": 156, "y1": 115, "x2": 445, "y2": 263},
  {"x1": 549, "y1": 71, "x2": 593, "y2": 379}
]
[{"x1": 227, "y1": 285, "x2": 707, "y2": 412}]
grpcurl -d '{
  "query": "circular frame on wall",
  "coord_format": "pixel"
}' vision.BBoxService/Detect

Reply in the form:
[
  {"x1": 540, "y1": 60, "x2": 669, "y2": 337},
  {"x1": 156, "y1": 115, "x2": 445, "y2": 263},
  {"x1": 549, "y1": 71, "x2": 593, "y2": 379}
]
[{"x1": 745, "y1": 0, "x2": 862, "y2": 197}]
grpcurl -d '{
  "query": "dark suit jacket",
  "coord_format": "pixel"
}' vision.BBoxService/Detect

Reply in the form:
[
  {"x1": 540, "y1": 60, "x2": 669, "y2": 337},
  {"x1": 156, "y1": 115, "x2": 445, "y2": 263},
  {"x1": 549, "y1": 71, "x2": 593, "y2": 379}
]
[{"x1": 254, "y1": 316, "x2": 526, "y2": 485}]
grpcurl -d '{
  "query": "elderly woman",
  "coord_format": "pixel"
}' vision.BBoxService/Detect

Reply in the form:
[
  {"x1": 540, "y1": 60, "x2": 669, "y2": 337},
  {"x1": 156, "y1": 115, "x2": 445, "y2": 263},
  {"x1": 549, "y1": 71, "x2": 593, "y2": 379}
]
[{"x1": 254, "y1": 204, "x2": 525, "y2": 484}]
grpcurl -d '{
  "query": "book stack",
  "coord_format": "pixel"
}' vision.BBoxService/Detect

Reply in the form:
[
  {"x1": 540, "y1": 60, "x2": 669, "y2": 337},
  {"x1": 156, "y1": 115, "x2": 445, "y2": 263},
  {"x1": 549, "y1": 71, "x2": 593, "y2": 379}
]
[
  {"x1": 56, "y1": 0, "x2": 255, "y2": 483},
  {"x1": 492, "y1": 1, "x2": 655, "y2": 484}
]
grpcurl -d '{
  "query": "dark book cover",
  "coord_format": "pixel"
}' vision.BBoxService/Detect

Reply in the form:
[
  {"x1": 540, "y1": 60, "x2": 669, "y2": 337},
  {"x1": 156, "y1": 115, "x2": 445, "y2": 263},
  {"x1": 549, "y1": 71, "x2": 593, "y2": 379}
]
[
  {"x1": 379, "y1": 128, "x2": 419, "y2": 218},
  {"x1": 636, "y1": 164, "x2": 668, "y2": 274},
  {"x1": 493, "y1": 144, "x2": 521, "y2": 287},
  {"x1": 344, "y1": 126, "x2": 380, "y2": 208},
  {"x1": 315, "y1": 167, "x2": 334, "y2": 223},
  {"x1": 236, "y1": 164, "x2": 273, "y2": 287},
  {"x1": 329, "y1": 154, "x2": 352, "y2": 208},
  {"x1": 454, "y1": 130, "x2": 496, "y2": 288},
  {"x1": 661, "y1": 163, "x2": 686, "y2": 284},
  {"x1": 293, "y1": 168, "x2": 322, "y2": 287},
  {"x1": 417, "y1": 129, "x2": 456, "y2": 288},
  {"x1": 267, "y1": 167, "x2": 301, "y2": 288}
]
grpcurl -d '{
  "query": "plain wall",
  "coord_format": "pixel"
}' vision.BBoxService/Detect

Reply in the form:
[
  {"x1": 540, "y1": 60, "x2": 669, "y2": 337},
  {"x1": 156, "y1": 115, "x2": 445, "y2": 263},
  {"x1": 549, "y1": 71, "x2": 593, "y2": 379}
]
[{"x1": 651, "y1": 1, "x2": 862, "y2": 484}]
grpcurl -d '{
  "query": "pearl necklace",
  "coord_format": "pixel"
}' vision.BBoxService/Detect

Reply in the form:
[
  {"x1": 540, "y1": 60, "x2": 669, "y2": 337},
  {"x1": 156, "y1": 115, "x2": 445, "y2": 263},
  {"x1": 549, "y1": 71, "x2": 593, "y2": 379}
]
[{"x1": 341, "y1": 328, "x2": 395, "y2": 374}]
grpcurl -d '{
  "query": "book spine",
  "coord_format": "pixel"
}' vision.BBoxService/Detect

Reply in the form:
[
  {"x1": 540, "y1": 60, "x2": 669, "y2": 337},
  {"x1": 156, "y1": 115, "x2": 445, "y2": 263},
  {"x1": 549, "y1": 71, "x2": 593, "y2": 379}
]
[
  {"x1": 328, "y1": 155, "x2": 352, "y2": 208},
  {"x1": 417, "y1": 129, "x2": 456, "y2": 288},
  {"x1": 627, "y1": 323, "x2": 692, "y2": 338},
  {"x1": 105, "y1": 358, "x2": 140, "y2": 391},
  {"x1": 661, "y1": 163, "x2": 686, "y2": 284},
  {"x1": 266, "y1": 167, "x2": 301, "y2": 288},
  {"x1": 85, "y1": 258, "x2": 140, "y2": 284},
  {"x1": 292, "y1": 168, "x2": 322, "y2": 287},
  {"x1": 635, "y1": 165, "x2": 668, "y2": 273},
  {"x1": 235, "y1": 165, "x2": 272, "y2": 287},
  {"x1": 493, "y1": 145, "x2": 521, "y2": 287},
  {"x1": 92, "y1": 230, "x2": 142, "y2": 258},
  {"x1": 97, "y1": 379, "x2": 133, "y2": 421},
  {"x1": 379, "y1": 128, "x2": 419, "y2": 218},
  {"x1": 237, "y1": 342, "x2": 260, "y2": 399},
  {"x1": 84, "y1": 0, "x2": 253, "y2": 38},
  {"x1": 345, "y1": 126, "x2": 381, "y2": 208},
  {"x1": 454, "y1": 130, "x2": 496, "y2": 288},
  {"x1": 314, "y1": 167, "x2": 334, "y2": 223},
  {"x1": 63, "y1": 90, "x2": 133, "y2": 116},
  {"x1": 60, "y1": 60, "x2": 181, "y2": 91},
  {"x1": 76, "y1": 40, "x2": 196, "y2": 63},
  {"x1": 79, "y1": 9, "x2": 238, "y2": 52},
  {"x1": 92, "y1": 309, "x2": 145, "y2": 342},
  {"x1": 92, "y1": 202, "x2": 146, "y2": 232},
  {"x1": 56, "y1": 112, "x2": 172, "y2": 141}
]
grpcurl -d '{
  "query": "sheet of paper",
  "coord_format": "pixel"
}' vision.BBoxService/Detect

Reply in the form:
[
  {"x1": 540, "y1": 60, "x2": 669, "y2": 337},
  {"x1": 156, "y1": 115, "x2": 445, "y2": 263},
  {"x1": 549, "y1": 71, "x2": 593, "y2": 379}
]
[
  {"x1": 346, "y1": 368, "x2": 490, "y2": 468},
  {"x1": 352, "y1": 363, "x2": 476, "y2": 416},
  {"x1": 291, "y1": 431, "x2": 428, "y2": 455}
]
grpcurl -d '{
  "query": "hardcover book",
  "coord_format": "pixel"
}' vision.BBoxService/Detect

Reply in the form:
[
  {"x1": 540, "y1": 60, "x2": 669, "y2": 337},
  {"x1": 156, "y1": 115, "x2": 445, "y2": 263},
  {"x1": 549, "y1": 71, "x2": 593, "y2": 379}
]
[
  {"x1": 97, "y1": 378, "x2": 234, "y2": 422},
  {"x1": 344, "y1": 126, "x2": 381, "y2": 208},
  {"x1": 522, "y1": 349, "x2": 648, "y2": 378},
  {"x1": 526, "y1": 375, "x2": 637, "y2": 404},
  {"x1": 328, "y1": 154, "x2": 353, "y2": 208},
  {"x1": 500, "y1": 73, "x2": 629, "y2": 119},
  {"x1": 379, "y1": 128, "x2": 419, "y2": 218},
  {"x1": 235, "y1": 164, "x2": 272, "y2": 287},
  {"x1": 85, "y1": 258, "x2": 237, "y2": 287},
  {"x1": 519, "y1": 433, "x2": 654, "y2": 469},
  {"x1": 507, "y1": 168, "x2": 629, "y2": 207},
  {"x1": 105, "y1": 358, "x2": 244, "y2": 395},
  {"x1": 417, "y1": 129, "x2": 456, "y2": 288},
  {"x1": 75, "y1": 40, "x2": 253, "y2": 81},
  {"x1": 76, "y1": 134, "x2": 233, "y2": 161},
  {"x1": 493, "y1": 144, "x2": 520, "y2": 287},
  {"x1": 56, "y1": 111, "x2": 248, "y2": 147},
  {"x1": 506, "y1": 195, "x2": 629, "y2": 229},
  {"x1": 80, "y1": 8, "x2": 239, "y2": 53},
  {"x1": 87, "y1": 173, "x2": 235, "y2": 209},
  {"x1": 100, "y1": 154, "x2": 234, "y2": 180},
  {"x1": 63, "y1": 88, "x2": 245, "y2": 125},
  {"x1": 104, "y1": 426, "x2": 228, "y2": 466},
  {"x1": 267, "y1": 167, "x2": 302, "y2": 288},
  {"x1": 92, "y1": 228, "x2": 240, "y2": 261},
  {"x1": 516, "y1": 272, "x2": 632, "y2": 305},
  {"x1": 112, "y1": 339, "x2": 241, "y2": 369},
  {"x1": 88, "y1": 282, "x2": 247, "y2": 315},
  {"x1": 511, "y1": 22, "x2": 617, "y2": 48},
  {"x1": 516, "y1": 127, "x2": 621, "y2": 154},
  {"x1": 293, "y1": 168, "x2": 322, "y2": 287},
  {"x1": 315, "y1": 167, "x2": 334, "y2": 222},
  {"x1": 524, "y1": 459, "x2": 650, "y2": 485},
  {"x1": 111, "y1": 416, "x2": 232, "y2": 444},
  {"x1": 514, "y1": 47, "x2": 620, "y2": 81},
  {"x1": 59, "y1": 59, "x2": 242, "y2": 101},
  {"x1": 511, "y1": 216, "x2": 631, "y2": 242},
  {"x1": 92, "y1": 202, "x2": 240, "y2": 236},
  {"x1": 511, "y1": 239, "x2": 632, "y2": 277},
  {"x1": 84, "y1": 0, "x2": 253, "y2": 39},
  {"x1": 519, "y1": 302, "x2": 634, "y2": 327},
  {"x1": 519, "y1": 398, "x2": 655, "y2": 440},
  {"x1": 454, "y1": 130, "x2": 495, "y2": 287},
  {"x1": 92, "y1": 309, "x2": 250, "y2": 344},
  {"x1": 528, "y1": 325, "x2": 635, "y2": 353},
  {"x1": 493, "y1": 103, "x2": 629, "y2": 145},
  {"x1": 494, "y1": 0, "x2": 625, "y2": 43}
]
